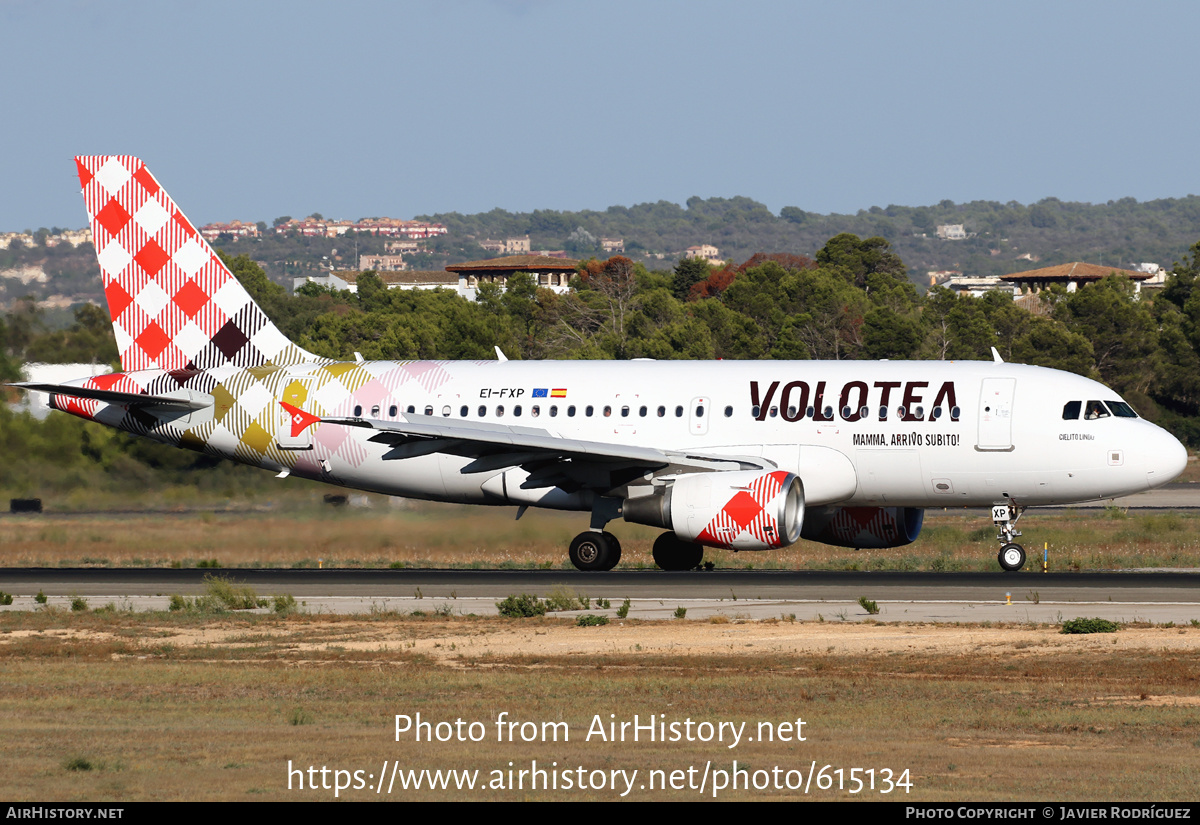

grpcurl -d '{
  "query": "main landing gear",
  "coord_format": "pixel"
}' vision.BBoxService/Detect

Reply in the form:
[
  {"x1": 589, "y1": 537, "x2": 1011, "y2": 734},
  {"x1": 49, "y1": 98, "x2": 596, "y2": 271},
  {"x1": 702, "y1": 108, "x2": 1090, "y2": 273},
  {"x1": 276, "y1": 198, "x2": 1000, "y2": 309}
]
[
  {"x1": 568, "y1": 531, "x2": 622, "y2": 571},
  {"x1": 651, "y1": 532, "x2": 704, "y2": 572},
  {"x1": 992, "y1": 503, "x2": 1027, "y2": 572}
]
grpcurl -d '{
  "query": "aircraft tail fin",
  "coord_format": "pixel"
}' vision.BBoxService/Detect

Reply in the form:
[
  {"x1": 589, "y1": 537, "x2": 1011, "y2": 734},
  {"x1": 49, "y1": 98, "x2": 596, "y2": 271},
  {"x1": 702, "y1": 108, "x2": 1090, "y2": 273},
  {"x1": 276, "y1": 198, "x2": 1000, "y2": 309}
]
[{"x1": 75, "y1": 155, "x2": 316, "y2": 373}]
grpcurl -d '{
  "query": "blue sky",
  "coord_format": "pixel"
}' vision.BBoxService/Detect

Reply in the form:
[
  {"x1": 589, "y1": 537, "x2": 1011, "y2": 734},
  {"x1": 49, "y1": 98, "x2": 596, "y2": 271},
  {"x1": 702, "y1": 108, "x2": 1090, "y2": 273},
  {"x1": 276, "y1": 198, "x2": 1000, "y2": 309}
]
[{"x1": 3, "y1": 0, "x2": 1198, "y2": 231}]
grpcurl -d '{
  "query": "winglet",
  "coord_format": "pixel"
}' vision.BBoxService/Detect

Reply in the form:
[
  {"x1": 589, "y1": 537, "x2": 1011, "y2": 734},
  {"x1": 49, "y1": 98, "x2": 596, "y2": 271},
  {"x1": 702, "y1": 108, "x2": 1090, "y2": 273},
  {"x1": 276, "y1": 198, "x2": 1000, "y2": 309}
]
[
  {"x1": 991, "y1": 346, "x2": 1004, "y2": 363},
  {"x1": 279, "y1": 401, "x2": 322, "y2": 438}
]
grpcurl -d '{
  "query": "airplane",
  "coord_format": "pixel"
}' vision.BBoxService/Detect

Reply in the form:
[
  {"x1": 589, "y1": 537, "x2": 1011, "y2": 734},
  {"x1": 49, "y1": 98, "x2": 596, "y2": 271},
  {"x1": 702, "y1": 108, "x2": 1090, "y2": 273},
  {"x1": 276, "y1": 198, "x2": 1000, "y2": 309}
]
[{"x1": 9, "y1": 156, "x2": 1189, "y2": 573}]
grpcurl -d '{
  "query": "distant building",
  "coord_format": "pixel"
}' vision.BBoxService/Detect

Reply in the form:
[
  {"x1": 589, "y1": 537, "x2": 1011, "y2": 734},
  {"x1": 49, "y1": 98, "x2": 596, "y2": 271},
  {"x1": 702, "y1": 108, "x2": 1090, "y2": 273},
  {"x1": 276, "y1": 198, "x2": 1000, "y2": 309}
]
[
  {"x1": 926, "y1": 270, "x2": 962, "y2": 286},
  {"x1": 942, "y1": 275, "x2": 1016, "y2": 298},
  {"x1": 358, "y1": 254, "x2": 408, "y2": 272},
  {"x1": 600, "y1": 238, "x2": 625, "y2": 254},
  {"x1": 685, "y1": 244, "x2": 722, "y2": 265},
  {"x1": 446, "y1": 255, "x2": 578, "y2": 299},
  {"x1": 1134, "y1": 263, "x2": 1168, "y2": 287},
  {"x1": 275, "y1": 218, "x2": 447, "y2": 239},
  {"x1": 1001, "y1": 262, "x2": 1154, "y2": 295},
  {"x1": 384, "y1": 239, "x2": 422, "y2": 255},
  {"x1": 200, "y1": 220, "x2": 259, "y2": 241},
  {"x1": 936, "y1": 224, "x2": 967, "y2": 240},
  {"x1": 0, "y1": 229, "x2": 92, "y2": 249},
  {"x1": 294, "y1": 270, "x2": 457, "y2": 294},
  {"x1": 480, "y1": 236, "x2": 531, "y2": 255}
]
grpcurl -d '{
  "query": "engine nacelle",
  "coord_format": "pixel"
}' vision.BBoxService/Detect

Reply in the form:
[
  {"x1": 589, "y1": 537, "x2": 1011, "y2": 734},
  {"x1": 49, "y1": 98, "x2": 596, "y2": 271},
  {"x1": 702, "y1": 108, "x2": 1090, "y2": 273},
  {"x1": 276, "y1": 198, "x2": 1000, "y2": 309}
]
[
  {"x1": 624, "y1": 470, "x2": 805, "y2": 551},
  {"x1": 800, "y1": 505, "x2": 924, "y2": 549}
]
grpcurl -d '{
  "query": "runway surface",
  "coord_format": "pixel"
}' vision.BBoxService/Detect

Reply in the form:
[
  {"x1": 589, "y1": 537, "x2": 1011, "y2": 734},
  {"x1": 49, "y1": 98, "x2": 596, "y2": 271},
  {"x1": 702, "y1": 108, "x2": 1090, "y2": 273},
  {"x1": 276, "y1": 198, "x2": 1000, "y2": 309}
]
[{"x1": 3, "y1": 567, "x2": 1198, "y2": 624}]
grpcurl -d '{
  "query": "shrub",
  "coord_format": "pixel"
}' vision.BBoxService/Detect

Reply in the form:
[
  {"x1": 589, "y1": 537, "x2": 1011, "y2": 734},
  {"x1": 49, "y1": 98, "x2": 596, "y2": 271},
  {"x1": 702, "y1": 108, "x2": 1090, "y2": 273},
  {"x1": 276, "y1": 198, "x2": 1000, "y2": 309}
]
[
  {"x1": 596, "y1": 598, "x2": 610, "y2": 609},
  {"x1": 495, "y1": 594, "x2": 547, "y2": 618},
  {"x1": 273, "y1": 594, "x2": 297, "y2": 615},
  {"x1": 616, "y1": 598, "x2": 631, "y2": 619},
  {"x1": 544, "y1": 587, "x2": 586, "y2": 612},
  {"x1": 0, "y1": 591, "x2": 12, "y2": 606},
  {"x1": 196, "y1": 559, "x2": 221, "y2": 568},
  {"x1": 1061, "y1": 617, "x2": 1120, "y2": 634},
  {"x1": 673, "y1": 606, "x2": 687, "y2": 619},
  {"x1": 168, "y1": 594, "x2": 188, "y2": 612},
  {"x1": 34, "y1": 590, "x2": 47, "y2": 605},
  {"x1": 63, "y1": 756, "x2": 93, "y2": 772},
  {"x1": 857, "y1": 596, "x2": 880, "y2": 615},
  {"x1": 203, "y1": 575, "x2": 266, "y2": 610},
  {"x1": 576, "y1": 614, "x2": 609, "y2": 627},
  {"x1": 70, "y1": 596, "x2": 88, "y2": 612}
]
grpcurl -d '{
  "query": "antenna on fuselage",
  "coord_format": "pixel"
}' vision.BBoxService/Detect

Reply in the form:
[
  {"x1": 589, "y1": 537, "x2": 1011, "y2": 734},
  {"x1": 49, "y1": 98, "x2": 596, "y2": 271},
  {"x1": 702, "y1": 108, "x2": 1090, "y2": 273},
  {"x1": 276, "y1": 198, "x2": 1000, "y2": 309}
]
[
  {"x1": 991, "y1": 347, "x2": 1004, "y2": 363},
  {"x1": 494, "y1": 346, "x2": 508, "y2": 362}
]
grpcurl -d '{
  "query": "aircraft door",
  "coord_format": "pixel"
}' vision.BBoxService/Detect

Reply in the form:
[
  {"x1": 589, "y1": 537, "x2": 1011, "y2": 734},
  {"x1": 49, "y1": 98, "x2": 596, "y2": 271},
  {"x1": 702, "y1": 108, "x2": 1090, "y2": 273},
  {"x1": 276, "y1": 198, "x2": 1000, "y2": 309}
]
[
  {"x1": 277, "y1": 377, "x2": 315, "y2": 451},
  {"x1": 977, "y1": 377, "x2": 1015, "y2": 451}
]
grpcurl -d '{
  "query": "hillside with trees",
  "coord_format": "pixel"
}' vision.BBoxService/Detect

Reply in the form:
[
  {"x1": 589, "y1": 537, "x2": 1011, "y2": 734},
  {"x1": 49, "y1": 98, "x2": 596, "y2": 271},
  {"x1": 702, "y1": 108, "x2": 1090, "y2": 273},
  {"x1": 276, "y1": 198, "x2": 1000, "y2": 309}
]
[{"x1": 5, "y1": 193, "x2": 1200, "y2": 311}]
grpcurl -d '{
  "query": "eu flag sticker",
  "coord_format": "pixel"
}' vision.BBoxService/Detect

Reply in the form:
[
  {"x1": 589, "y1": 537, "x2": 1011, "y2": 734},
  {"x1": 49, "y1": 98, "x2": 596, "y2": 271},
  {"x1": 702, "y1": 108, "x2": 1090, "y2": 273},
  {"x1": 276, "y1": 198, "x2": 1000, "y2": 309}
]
[{"x1": 532, "y1": 388, "x2": 548, "y2": 398}]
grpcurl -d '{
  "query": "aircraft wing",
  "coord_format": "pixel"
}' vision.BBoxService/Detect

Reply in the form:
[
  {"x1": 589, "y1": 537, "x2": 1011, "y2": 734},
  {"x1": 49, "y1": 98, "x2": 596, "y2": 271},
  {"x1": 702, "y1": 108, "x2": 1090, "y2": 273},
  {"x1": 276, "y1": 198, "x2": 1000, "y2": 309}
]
[
  {"x1": 9, "y1": 382, "x2": 213, "y2": 412},
  {"x1": 320, "y1": 412, "x2": 770, "y2": 493}
]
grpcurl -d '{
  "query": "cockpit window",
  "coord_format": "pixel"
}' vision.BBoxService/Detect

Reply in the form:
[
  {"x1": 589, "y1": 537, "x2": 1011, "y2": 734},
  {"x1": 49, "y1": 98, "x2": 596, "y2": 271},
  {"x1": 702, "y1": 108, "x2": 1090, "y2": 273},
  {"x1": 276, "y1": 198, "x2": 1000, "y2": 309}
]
[
  {"x1": 1107, "y1": 401, "x2": 1138, "y2": 418},
  {"x1": 1084, "y1": 400, "x2": 1110, "y2": 420},
  {"x1": 1062, "y1": 400, "x2": 1081, "y2": 420}
]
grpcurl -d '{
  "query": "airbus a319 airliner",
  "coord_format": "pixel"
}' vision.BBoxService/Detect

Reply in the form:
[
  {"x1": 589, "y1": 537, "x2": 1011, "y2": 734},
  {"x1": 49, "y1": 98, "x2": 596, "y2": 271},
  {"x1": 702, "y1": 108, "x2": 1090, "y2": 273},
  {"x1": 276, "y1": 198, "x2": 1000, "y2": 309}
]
[{"x1": 11, "y1": 157, "x2": 1189, "y2": 572}]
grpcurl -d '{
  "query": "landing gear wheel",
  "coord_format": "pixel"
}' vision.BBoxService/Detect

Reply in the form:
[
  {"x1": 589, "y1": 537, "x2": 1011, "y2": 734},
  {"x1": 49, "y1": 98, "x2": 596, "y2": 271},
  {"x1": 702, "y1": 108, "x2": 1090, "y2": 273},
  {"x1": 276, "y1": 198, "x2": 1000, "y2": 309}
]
[
  {"x1": 569, "y1": 531, "x2": 620, "y2": 571},
  {"x1": 998, "y1": 543, "x2": 1026, "y2": 572},
  {"x1": 601, "y1": 532, "x2": 622, "y2": 567},
  {"x1": 652, "y1": 532, "x2": 705, "y2": 571}
]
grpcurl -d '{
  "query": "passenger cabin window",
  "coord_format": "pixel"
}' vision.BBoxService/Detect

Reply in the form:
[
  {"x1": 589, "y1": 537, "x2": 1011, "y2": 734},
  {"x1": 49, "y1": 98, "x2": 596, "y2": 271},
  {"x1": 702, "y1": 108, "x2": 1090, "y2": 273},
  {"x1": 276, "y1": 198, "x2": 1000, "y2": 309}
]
[
  {"x1": 724, "y1": 405, "x2": 733, "y2": 418},
  {"x1": 568, "y1": 405, "x2": 576, "y2": 417},
  {"x1": 696, "y1": 404, "x2": 706, "y2": 418},
  {"x1": 531, "y1": 405, "x2": 540, "y2": 417},
  {"x1": 478, "y1": 405, "x2": 486, "y2": 417},
  {"x1": 389, "y1": 405, "x2": 398, "y2": 417},
  {"x1": 621, "y1": 406, "x2": 630, "y2": 418},
  {"x1": 424, "y1": 405, "x2": 433, "y2": 416},
  {"x1": 513, "y1": 405, "x2": 522, "y2": 417},
  {"x1": 1085, "y1": 400, "x2": 1110, "y2": 420},
  {"x1": 549, "y1": 405, "x2": 558, "y2": 417},
  {"x1": 657, "y1": 406, "x2": 665, "y2": 417},
  {"x1": 354, "y1": 405, "x2": 362, "y2": 417},
  {"x1": 1062, "y1": 400, "x2": 1081, "y2": 420},
  {"x1": 495, "y1": 405, "x2": 504, "y2": 417},
  {"x1": 371, "y1": 405, "x2": 380, "y2": 417},
  {"x1": 639, "y1": 405, "x2": 647, "y2": 417},
  {"x1": 406, "y1": 405, "x2": 415, "y2": 414},
  {"x1": 752, "y1": 405, "x2": 761, "y2": 418},
  {"x1": 460, "y1": 405, "x2": 468, "y2": 417},
  {"x1": 675, "y1": 405, "x2": 684, "y2": 418},
  {"x1": 442, "y1": 406, "x2": 451, "y2": 417},
  {"x1": 586, "y1": 405, "x2": 594, "y2": 417}
]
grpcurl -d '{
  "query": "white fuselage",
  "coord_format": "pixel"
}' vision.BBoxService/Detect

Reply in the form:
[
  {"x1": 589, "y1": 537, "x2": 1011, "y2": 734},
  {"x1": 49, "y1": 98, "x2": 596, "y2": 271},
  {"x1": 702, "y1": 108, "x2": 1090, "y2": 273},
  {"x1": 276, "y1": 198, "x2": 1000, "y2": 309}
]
[{"x1": 186, "y1": 358, "x2": 1184, "y2": 512}]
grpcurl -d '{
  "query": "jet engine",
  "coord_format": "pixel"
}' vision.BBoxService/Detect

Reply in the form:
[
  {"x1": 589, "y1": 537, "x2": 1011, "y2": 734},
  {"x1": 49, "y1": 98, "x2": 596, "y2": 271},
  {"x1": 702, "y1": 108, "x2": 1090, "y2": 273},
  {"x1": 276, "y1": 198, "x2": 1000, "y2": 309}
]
[
  {"x1": 800, "y1": 505, "x2": 924, "y2": 548},
  {"x1": 623, "y1": 470, "x2": 804, "y2": 550}
]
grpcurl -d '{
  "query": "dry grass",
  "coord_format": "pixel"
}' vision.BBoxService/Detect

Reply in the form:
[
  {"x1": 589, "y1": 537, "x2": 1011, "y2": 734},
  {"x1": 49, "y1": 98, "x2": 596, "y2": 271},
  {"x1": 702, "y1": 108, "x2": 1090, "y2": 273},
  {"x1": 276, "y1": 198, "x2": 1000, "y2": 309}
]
[
  {"x1": 0, "y1": 611, "x2": 1197, "y2": 801},
  {"x1": 3, "y1": 503, "x2": 1200, "y2": 571}
]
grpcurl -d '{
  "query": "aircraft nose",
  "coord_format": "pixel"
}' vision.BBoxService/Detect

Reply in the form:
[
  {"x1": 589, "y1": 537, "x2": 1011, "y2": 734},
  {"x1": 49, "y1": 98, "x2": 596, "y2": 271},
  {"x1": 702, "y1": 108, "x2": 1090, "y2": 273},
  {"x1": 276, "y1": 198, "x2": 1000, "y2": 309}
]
[{"x1": 1146, "y1": 426, "x2": 1188, "y2": 490}]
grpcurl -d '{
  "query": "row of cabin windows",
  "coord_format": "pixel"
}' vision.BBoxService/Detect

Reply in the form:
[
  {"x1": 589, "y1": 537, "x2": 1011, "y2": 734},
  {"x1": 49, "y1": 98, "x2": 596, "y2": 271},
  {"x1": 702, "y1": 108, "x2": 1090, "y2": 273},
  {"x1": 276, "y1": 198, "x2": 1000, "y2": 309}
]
[
  {"x1": 1061, "y1": 400, "x2": 1138, "y2": 420},
  {"x1": 349, "y1": 403, "x2": 962, "y2": 422}
]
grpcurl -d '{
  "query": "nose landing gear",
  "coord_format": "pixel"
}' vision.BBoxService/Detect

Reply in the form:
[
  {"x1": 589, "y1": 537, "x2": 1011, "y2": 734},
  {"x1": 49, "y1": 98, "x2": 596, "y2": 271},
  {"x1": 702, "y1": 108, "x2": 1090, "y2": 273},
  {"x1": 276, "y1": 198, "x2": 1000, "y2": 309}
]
[{"x1": 992, "y1": 503, "x2": 1027, "y2": 572}]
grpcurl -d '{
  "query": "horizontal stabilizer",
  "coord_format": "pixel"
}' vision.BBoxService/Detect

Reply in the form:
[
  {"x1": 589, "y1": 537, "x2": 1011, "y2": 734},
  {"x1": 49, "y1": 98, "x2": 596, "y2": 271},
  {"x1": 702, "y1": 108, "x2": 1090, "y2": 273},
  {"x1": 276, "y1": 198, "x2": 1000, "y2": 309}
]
[{"x1": 9, "y1": 382, "x2": 213, "y2": 412}]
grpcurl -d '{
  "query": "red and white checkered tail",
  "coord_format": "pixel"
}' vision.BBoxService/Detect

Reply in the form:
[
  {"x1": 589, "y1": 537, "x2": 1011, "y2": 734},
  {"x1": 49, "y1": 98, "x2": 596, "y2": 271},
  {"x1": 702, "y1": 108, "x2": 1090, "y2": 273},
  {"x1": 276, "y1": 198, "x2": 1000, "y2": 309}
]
[{"x1": 76, "y1": 156, "x2": 316, "y2": 373}]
